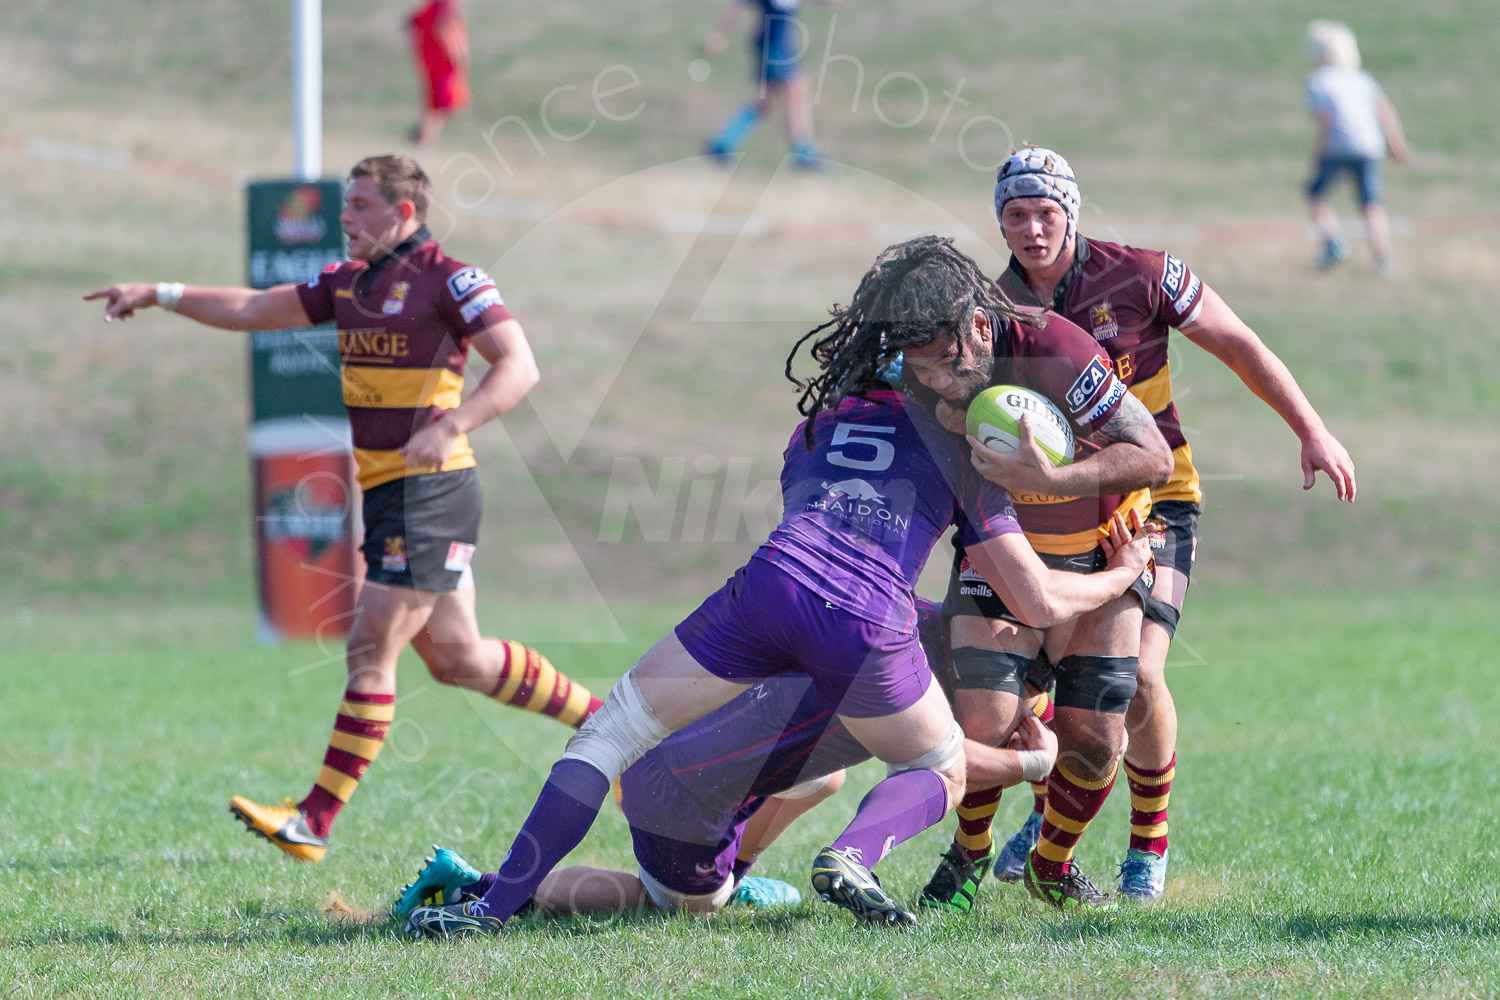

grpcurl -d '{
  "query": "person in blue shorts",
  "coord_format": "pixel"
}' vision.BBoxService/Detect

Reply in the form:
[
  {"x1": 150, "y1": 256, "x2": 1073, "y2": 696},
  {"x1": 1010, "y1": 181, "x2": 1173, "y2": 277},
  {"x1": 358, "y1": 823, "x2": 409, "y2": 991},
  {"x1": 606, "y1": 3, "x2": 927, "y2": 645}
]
[
  {"x1": 1304, "y1": 19, "x2": 1410, "y2": 275},
  {"x1": 403, "y1": 235, "x2": 1154, "y2": 936},
  {"x1": 702, "y1": 0, "x2": 836, "y2": 169}
]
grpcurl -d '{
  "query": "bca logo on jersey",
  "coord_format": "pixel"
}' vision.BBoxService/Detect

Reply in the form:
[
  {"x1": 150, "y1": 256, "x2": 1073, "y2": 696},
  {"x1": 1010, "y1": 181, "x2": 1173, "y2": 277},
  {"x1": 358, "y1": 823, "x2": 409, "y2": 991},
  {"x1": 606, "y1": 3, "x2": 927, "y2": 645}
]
[
  {"x1": 447, "y1": 266, "x2": 494, "y2": 300},
  {"x1": 1066, "y1": 357, "x2": 1110, "y2": 413},
  {"x1": 1160, "y1": 254, "x2": 1187, "y2": 299}
]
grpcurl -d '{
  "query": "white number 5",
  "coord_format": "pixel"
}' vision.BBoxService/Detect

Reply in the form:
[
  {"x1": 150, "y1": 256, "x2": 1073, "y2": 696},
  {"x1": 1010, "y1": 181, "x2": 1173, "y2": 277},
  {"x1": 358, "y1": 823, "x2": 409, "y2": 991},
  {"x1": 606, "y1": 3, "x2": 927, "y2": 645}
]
[{"x1": 827, "y1": 423, "x2": 896, "y2": 471}]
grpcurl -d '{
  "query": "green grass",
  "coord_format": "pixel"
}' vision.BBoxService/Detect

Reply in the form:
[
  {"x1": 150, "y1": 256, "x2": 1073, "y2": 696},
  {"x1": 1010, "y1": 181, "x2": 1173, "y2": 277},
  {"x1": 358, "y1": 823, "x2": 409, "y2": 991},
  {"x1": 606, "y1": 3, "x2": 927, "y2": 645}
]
[{"x1": 1, "y1": 584, "x2": 1497, "y2": 998}]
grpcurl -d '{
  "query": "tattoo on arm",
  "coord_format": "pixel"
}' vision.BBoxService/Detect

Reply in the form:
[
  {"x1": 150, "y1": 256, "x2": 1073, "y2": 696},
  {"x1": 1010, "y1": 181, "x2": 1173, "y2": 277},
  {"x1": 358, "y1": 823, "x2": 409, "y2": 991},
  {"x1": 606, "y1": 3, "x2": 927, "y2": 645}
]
[{"x1": 1094, "y1": 392, "x2": 1159, "y2": 449}]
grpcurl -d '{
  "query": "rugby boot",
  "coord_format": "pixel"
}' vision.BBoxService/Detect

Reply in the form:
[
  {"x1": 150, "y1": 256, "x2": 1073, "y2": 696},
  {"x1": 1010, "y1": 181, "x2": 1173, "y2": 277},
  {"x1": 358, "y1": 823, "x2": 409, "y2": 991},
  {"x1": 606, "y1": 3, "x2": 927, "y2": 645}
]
[
  {"x1": 917, "y1": 843, "x2": 992, "y2": 913},
  {"x1": 728, "y1": 876, "x2": 802, "y2": 909},
  {"x1": 993, "y1": 810, "x2": 1042, "y2": 883},
  {"x1": 405, "y1": 900, "x2": 503, "y2": 939},
  {"x1": 811, "y1": 847, "x2": 916, "y2": 927},
  {"x1": 1023, "y1": 856, "x2": 1116, "y2": 911},
  {"x1": 391, "y1": 846, "x2": 483, "y2": 922},
  {"x1": 1116, "y1": 847, "x2": 1168, "y2": 902},
  {"x1": 229, "y1": 795, "x2": 327, "y2": 863}
]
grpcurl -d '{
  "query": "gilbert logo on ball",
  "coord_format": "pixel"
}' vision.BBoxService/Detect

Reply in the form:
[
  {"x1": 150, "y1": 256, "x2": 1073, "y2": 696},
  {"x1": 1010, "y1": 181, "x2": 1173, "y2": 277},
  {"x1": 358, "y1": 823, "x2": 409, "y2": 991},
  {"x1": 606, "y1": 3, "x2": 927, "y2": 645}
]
[{"x1": 966, "y1": 385, "x2": 1075, "y2": 466}]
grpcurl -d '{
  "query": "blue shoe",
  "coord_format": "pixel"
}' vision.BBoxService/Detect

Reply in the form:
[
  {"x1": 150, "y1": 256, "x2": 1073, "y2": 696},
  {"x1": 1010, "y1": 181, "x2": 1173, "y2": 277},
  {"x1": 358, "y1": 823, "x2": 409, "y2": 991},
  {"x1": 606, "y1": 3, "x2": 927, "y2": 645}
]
[
  {"x1": 791, "y1": 142, "x2": 830, "y2": 172},
  {"x1": 391, "y1": 846, "x2": 482, "y2": 922},
  {"x1": 729, "y1": 876, "x2": 802, "y2": 908},
  {"x1": 994, "y1": 811, "x2": 1042, "y2": 883},
  {"x1": 1117, "y1": 847, "x2": 1168, "y2": 901},
  {"x1": 1317, "y1": 238, "x2": 1350, "y2": 271},
  {"x1": 811, "y1": 846, "x2": 916, "y2": 927}
]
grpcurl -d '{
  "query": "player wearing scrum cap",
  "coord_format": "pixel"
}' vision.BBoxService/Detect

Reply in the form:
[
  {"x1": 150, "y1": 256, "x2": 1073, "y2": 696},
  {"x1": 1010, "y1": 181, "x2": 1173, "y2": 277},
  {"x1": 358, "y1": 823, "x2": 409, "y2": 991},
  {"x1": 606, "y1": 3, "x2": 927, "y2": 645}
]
[{"x1": 983, "y1": 146, "x2": 1357, "y2": 901}]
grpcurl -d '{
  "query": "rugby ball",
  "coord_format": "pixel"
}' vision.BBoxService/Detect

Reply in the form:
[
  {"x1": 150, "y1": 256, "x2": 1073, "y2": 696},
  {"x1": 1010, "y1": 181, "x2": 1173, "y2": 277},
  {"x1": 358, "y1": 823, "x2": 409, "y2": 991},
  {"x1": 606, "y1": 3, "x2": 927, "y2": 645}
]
[{"x1": 966, "y1": 385, "x2": 1075, "y2": 466}]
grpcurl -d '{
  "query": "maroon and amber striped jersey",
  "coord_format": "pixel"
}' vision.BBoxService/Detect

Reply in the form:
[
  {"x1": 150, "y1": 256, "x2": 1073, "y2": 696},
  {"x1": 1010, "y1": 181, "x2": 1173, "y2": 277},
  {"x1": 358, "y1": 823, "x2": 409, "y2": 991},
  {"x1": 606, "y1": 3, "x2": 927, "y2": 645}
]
[
  {"x1": 296, "y1": 230, "x2": 513, "y2": 490},
  {"x1": 907, "y1": 310, "x2": 1147, "y2": 556},
  {"x1": 998, "y1": 236, "x2": 1206, "y2": 504}
]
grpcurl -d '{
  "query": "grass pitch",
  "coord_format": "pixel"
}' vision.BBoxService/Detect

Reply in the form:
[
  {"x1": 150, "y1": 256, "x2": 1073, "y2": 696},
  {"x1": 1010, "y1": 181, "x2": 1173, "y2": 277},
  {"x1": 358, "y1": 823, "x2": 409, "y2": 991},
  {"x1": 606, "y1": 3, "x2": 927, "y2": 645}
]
[{"x1": 1, "y1": 583, "x2": 1496, "y2": 999}]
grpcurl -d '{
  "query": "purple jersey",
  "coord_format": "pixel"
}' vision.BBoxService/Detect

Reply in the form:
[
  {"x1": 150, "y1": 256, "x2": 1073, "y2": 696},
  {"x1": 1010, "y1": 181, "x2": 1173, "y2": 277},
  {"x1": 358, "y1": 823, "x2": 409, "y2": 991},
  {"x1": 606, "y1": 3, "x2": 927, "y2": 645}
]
[
  {"x1": 619, "y1": 674, "x2": 866, "y2": 848},
  {"x1": 756, "y1": 392, "x2": 1022, "y2": 633}
]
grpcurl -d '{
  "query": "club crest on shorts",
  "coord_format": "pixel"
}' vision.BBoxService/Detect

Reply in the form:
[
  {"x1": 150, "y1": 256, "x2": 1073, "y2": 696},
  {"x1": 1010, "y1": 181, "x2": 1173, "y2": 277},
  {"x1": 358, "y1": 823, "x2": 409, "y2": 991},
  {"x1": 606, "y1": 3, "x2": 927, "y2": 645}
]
[{"x1": 382, "y1": 536, "x2": 408, "y2": 573}]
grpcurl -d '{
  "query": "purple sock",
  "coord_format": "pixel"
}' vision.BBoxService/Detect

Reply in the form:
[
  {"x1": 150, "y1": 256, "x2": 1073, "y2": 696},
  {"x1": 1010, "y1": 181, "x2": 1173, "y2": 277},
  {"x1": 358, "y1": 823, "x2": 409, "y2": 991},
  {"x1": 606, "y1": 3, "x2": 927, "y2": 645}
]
[
  {"x1": 474, "y1": 758, "x2": 611, "y2": 922},
  {"x1": 829, "y1": 769, "x2": 948, "y2": 868}
]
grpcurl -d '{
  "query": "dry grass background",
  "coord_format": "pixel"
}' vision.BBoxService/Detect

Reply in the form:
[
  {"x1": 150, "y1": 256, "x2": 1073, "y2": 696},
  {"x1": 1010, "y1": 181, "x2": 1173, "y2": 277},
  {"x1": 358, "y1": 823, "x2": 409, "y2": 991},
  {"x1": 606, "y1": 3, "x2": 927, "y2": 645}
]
[{"x1": 2, "y1": 0, "x2": 1496, "y2": 606}]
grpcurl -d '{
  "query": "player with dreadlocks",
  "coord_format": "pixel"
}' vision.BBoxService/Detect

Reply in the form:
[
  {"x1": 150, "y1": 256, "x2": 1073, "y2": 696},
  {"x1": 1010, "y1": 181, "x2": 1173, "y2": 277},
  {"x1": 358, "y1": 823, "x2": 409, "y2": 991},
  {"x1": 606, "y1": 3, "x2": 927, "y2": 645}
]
[
  {"x1": 793, "y1": 234, "x2": 1175, "y2": 912},
  {"x1": 404, "y1": 237, "x2": 1154, "y2": 937}
]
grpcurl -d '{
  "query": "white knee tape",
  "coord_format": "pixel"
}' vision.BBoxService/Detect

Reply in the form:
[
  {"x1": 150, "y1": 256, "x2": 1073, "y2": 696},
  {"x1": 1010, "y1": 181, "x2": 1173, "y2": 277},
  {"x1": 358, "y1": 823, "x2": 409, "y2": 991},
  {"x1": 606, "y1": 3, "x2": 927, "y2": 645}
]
[
  {"x1": 887, "y1": 720, "x2": 965, "y2": 777},
  {"x1": 560, "y1": 670, "x2": 672, "y2": 779}
]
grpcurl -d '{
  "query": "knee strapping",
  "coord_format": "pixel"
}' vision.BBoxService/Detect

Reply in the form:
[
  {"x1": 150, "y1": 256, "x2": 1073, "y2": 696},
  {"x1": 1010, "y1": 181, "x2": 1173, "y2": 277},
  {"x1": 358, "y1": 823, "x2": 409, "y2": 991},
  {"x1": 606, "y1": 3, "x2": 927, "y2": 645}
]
[
  {"x1": 560, "y1": 671, "x2": 672, "y2": 779},
  {"x1": 1052, "y1": 655, "x2": 1139, "y2": 715},
  {"x1": 949, "y1": 646, "x2": 1032, "y2": 696},
  {"x1": 887, "y1": 720, "x2": 965, "y2": 777}
]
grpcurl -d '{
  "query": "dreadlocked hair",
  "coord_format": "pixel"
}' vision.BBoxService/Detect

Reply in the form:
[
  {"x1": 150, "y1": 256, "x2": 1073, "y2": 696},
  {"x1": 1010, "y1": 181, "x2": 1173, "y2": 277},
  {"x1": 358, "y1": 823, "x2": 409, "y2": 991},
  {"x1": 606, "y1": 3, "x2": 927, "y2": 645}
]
[{"x1": 784, "y1": 234, "x2": 1041, "y2": 443}]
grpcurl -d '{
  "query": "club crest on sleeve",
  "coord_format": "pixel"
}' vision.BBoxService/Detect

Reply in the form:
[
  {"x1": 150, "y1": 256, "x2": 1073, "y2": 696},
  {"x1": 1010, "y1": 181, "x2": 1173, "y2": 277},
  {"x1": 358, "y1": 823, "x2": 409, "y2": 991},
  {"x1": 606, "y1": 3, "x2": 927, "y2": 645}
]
[
  {"x1": 1160, "y1": 254, "x2": 1186, "y2": 299},
  {"x1": 1066, "y1": 357, "x2": 1110, "y2": 413},
  {"x1": 447, "y1": 266, "x2": 494, "y2": 300},
  {"x1": 459, "y1": 287, "x2": 503, "y2": 324}
]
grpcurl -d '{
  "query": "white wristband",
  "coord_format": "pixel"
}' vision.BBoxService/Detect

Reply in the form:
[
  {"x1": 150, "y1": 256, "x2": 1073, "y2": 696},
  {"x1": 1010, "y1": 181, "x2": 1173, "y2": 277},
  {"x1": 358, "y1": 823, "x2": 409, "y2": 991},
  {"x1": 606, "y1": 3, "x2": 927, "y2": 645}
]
[
  {"x1": 156, "y1": 282, "x2": 186, "y2": 312},
  {"x1": 1016, "y1": 748, "x2": 1054, "y2": 784}
]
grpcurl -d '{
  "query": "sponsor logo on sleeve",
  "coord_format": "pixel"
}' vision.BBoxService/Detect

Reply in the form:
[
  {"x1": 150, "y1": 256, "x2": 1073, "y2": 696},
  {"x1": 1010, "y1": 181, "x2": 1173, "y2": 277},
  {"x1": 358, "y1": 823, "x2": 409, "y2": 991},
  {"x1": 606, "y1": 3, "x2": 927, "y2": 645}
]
[
  {"x1": 1174, "y1": 274, "x2": 1202, "y2": 315},
  {"x1": 1160, "y1": 254, "x2": 1186, "y2": 298},
  {"x1": 459, "y1": 287, "x2": 504, "y2": 324},
  {"x1": 307, "y1": 261, "x2": 340, "y2": 288},
  {"x1": 446, "y1": 266, "x2": 494, "y2": 300},
  {"x1": 1065, "y1": 357, "x2": 1110, "y2": 413},
  {"x1": 1081, "y1": 376, "x2": 1127, "y2": 424}
]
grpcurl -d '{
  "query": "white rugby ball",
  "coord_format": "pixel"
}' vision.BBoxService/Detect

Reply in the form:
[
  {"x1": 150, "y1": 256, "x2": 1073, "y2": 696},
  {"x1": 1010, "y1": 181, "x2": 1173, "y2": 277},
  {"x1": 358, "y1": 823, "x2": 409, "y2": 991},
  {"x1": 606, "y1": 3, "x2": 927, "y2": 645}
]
[{"x1": 965, "y1": 385, "x2": 1075, "y2": 466}]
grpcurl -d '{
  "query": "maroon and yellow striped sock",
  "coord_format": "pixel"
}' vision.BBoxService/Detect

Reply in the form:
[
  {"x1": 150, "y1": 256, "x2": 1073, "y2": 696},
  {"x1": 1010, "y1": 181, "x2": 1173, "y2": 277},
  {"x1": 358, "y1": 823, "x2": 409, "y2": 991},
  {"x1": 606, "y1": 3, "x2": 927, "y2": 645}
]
[
  {"x1": 298, "y1": 689, "x2": 394, "y2": 838},
  {"x1": 1032, "y1": 756, "x2": 1119, "y2": 882},
  {"x1": 953, "y1": 784, "x2": 1004, "y2": 856},
  {"x1": 489, "y1": 640, "x2": 601, "y2": 729},
  {"x1": 1028, "y1": 690, "x2": 1054, "y2": 817},
  {"x1": 1125, "y1": 753, "x2": 1175, "y2": 857}
]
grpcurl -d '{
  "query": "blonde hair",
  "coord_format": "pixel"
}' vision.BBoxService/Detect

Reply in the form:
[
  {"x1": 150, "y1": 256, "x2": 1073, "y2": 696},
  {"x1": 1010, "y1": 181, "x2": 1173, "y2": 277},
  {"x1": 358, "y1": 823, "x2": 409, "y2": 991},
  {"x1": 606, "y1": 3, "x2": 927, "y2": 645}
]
[{"x1": 1307, "y1": 20, "x2": 1361, "y2": 70}]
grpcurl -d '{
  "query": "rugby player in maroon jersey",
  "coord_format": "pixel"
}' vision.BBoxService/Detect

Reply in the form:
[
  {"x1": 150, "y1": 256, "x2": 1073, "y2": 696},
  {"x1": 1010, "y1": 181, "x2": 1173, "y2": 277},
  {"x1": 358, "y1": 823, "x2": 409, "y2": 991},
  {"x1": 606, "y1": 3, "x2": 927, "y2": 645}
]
[
  {"x1": 856, "y1": 237, "x2": 1173, "y2": 912},
  {"x1": 981, "y1": 146, "x2": 1356, "y2": 900},
  {"x1": 85, "y1": 155, "x2": 604, "y2": 863}
]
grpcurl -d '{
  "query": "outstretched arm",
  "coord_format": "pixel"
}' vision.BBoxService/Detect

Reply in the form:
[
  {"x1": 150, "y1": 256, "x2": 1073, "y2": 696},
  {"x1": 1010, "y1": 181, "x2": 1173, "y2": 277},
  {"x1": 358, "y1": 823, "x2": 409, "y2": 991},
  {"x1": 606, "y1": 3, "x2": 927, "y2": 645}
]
[
  {"x1": 965, "y1": 510, "x2": 1154, "y2": 629},
  {"x1": 1180, "y1": 286, "x2": 1356, "y2": 501},
  {"x1": 83, "y1": 282, "x2": 311, "y2": 332}
]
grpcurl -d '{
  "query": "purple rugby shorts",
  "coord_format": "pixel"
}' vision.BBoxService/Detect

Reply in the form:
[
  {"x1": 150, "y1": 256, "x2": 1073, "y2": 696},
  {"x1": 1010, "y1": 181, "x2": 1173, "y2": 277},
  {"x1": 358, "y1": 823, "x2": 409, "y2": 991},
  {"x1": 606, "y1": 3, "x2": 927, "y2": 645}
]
[{"x1": 674, "y1": 558, "x2": 931, "y2": 719}]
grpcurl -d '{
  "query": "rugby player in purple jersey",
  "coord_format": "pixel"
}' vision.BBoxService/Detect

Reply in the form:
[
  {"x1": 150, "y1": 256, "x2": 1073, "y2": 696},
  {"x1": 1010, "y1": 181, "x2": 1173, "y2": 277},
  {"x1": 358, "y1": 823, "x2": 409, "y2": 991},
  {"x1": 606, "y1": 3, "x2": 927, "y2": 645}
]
[
  {"x1": 390, "y1": 601, "x2": 1058, "y2": 922},
  {"x1": 404, "y1": 236, "x2": 1154, "y2": 936}
]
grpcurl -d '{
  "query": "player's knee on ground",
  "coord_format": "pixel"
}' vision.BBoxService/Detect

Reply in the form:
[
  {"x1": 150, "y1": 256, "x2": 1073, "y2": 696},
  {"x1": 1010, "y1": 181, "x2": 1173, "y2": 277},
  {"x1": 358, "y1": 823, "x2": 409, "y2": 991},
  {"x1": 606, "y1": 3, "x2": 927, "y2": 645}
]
[
  {"x1": 560, "y1": 670, "x2": 672, "y2": 780},
  {"x1": 886, "y1": 719, "x2": 966, "y2": 810}
]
